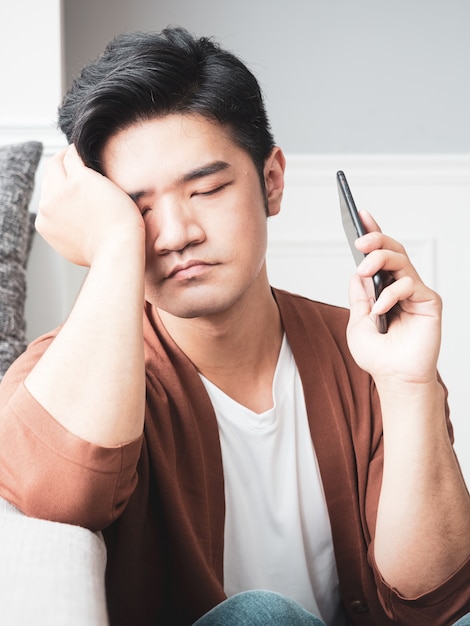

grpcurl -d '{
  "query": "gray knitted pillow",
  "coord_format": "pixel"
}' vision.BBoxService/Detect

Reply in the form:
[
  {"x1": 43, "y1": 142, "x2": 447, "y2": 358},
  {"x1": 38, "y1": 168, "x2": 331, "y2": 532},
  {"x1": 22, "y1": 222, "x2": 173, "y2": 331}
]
[{"x1": 0, "y1": 141, "x2": 43, "y2": 378}]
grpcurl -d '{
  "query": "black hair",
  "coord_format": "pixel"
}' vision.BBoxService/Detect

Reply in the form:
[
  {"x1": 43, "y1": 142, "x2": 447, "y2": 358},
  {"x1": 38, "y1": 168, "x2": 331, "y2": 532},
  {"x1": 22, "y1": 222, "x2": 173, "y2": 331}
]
[{"x1": 58, "y1": 26, "x2": 275, "y2": 185}]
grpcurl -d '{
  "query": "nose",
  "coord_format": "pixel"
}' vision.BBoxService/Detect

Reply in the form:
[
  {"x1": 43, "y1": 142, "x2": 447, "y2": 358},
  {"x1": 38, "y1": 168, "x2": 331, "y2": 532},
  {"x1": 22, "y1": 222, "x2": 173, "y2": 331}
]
[{"x1": 148, "y1": 200, "x2": 205, "y2": 254}]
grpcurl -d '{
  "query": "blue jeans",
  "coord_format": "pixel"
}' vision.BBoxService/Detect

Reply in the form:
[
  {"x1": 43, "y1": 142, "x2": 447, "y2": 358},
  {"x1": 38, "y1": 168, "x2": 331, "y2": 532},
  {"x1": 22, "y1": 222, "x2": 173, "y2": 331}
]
[
  {"x1": 192, "y1": 591, "x2": 325, "y2": 625},
  {"x1": 192, "y1": 590, "x2": 470, "y2": 626}
]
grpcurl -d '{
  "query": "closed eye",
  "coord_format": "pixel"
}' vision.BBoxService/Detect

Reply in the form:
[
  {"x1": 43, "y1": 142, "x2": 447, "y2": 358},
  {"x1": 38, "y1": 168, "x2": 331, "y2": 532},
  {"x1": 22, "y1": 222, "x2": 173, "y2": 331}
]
[{"x1": 192, "y1": 183, "x2": 231, "y2": 197}]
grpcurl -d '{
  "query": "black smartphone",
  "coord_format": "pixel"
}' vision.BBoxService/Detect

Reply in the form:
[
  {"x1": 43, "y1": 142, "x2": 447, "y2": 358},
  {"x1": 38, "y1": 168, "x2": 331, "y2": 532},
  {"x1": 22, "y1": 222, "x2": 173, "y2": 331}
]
[{"x1": 336, "y1": 170, "x2": 394, "y2": 334}]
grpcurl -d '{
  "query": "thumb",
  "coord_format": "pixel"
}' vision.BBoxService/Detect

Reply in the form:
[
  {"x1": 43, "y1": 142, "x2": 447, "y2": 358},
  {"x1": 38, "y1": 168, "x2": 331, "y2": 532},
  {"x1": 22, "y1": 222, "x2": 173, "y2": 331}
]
[{"x1": 348, "y1": 273, "x2": 375, "y2": 328}]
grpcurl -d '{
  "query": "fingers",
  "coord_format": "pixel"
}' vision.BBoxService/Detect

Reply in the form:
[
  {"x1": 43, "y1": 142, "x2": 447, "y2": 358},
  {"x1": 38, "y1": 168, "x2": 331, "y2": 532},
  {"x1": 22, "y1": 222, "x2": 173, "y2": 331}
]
[
  {"x1": 357, "y1": 246, "x2": 423, "y2": 314},
  {"x1": 370, "y1": 276, "x2": 413, "y2": 315},
  {"x1": 42, "y1": 147, "x2": 68, "y2": 184},
  {"x1": 350, "y1": 210, "x2": 439, "y2": 322},
  {"x1": 354, "y1": 210, "x2": 418, "y2": 283},
  {"x1": 355, "y1": 228, "x2": 408, "y2": 259},
  {"x1": 355, "y1": 248, "x2": 438, "y2": 321},
  {"x1": 358, "y1": 209, "x2": 382, "y2": 234},
  {"x1": 45, "y1": 145, "x2": 88, "y2": 183},
  {"x1": 357, "y1": 244, "x2": 411, "y2": 279},
  {"x1": 41, "y1": 145, "x2": 84, "y2": 201},
  {"x1": 62, "y1": 143, "x2": 86, "y2": 174}
]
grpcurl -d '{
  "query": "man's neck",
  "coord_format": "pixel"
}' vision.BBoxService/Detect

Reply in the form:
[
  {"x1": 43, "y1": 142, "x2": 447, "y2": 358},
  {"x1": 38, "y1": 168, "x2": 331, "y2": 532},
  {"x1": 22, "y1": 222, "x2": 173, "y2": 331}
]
[{"x1": 157, "y1": 287, "x2": 283, "y2": 413}]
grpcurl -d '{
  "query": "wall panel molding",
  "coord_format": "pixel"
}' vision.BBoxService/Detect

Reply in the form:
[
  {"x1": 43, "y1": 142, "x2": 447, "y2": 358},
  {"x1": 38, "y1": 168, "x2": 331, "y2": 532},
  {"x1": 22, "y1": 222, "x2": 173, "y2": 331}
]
[
  {"x1": 284, "y1": 153, "x2": 470, "y2": 186},
  {"x1": 0, "y1": 122, "x2": 66, "y2": 155}
]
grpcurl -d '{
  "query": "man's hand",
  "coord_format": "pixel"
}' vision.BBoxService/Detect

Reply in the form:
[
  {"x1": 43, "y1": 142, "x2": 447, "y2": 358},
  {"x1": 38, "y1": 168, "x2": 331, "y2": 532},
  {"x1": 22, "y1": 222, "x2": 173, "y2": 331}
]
[
  {"x1": 36, "y1": 144, "x2": 145, "y2": 267},
  {"x1": 346, "y1": 209, "x2": 442, "y2": 390}
]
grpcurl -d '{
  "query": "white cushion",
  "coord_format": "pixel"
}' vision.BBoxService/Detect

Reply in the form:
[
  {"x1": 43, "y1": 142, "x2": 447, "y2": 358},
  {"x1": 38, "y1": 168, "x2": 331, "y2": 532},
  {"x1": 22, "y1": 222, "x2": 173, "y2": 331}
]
[{"x1": 0, "y1": 496, "x2": 109, "y2": 625}]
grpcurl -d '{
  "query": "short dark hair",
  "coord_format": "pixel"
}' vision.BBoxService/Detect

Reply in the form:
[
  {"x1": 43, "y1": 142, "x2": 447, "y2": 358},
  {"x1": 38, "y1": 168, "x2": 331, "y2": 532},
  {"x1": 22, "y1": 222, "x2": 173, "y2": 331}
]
[{"x1": 58, "y1": 26, "x2": 275, "y2": 184}]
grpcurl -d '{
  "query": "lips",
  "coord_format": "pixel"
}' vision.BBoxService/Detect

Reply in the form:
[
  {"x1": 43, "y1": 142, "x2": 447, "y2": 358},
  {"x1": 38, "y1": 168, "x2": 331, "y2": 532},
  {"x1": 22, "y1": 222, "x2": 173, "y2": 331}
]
[{"x1": 166, "y1": 260, "x2": 213, "y2": 280}]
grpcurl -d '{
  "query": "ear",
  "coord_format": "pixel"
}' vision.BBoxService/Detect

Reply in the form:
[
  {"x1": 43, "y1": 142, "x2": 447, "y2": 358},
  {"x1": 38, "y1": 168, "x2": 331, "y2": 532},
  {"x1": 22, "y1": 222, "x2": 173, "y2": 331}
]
[{"x1": 263, "y1": 147, "x2": 285, "y2": 217}]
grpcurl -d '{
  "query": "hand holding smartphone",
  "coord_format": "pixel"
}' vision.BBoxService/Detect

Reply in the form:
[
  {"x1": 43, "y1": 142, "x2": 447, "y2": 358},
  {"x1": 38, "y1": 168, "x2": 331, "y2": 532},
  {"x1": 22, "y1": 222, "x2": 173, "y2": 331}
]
[{"x1": 336, "y1": 170, "x2": 394, "y2": 334}]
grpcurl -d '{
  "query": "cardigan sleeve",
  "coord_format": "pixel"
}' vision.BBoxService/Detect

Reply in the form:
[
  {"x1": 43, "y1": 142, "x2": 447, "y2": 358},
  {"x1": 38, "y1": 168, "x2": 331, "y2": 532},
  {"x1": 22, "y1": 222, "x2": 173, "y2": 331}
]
[
  {"x1": 370, "y1": 544, "x2": 470, "y2": 625},
  {"x1": 0, "y1": 333, "x2": 142, "y2": 531}
]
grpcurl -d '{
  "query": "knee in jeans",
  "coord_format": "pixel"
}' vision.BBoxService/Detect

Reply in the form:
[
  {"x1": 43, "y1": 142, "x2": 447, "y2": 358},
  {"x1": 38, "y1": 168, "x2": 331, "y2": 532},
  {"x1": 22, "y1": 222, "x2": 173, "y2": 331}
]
[
  {"x1": 230, "y1": 590, "x2": 319, "y2": 623},
  {"x1": 192, "y1": 590, "x2": 325, "y2": 626}
]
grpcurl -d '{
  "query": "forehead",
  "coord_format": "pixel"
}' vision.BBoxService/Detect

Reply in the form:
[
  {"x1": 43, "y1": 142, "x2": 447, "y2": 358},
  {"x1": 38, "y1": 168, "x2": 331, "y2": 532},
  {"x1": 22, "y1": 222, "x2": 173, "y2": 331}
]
[{"x1": 101, "y1": 113, "x2": 247, "y2": 186}]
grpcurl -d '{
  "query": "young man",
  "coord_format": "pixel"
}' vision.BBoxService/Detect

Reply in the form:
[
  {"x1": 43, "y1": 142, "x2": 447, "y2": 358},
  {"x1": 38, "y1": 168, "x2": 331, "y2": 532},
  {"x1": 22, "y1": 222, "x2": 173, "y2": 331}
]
[{"x1": 0, "y1": 26, "x2": 469, "y2": 626}]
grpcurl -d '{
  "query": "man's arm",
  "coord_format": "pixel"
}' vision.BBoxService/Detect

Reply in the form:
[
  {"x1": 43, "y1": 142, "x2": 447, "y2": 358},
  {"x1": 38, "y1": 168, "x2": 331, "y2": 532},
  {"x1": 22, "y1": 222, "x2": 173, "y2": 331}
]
[
  {"x1": 347, "y1": 211, "x2": 470, "y2": 598},
  {"x1": 25, "y1": 145, "x2": 146, "y2": 447}
]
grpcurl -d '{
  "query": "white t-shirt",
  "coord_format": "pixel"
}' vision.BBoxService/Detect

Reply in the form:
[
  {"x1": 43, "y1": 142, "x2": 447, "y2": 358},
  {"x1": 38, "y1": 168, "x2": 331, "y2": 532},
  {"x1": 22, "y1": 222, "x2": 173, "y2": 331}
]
[{"x1": 200, "y1": 335, "x2": 347, "y2": 626}]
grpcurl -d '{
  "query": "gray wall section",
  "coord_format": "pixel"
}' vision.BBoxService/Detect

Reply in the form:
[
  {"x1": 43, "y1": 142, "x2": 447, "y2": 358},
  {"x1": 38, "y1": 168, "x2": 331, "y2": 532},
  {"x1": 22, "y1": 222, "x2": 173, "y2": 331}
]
[{"x1": 63, "y1": 0, "x2": 470, "y2": 154}]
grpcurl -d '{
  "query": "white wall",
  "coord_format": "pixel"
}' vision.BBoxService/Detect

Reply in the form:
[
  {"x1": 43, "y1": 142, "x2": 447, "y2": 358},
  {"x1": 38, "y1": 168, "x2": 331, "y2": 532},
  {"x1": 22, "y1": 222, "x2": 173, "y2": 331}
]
[{"x1": 0, "y1": 0, "x2": 63, "y2": 126}]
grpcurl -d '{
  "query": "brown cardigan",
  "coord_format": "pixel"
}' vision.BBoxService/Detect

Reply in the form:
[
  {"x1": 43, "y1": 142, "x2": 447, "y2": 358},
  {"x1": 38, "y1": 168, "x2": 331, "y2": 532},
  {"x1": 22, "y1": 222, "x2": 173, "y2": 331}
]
[{"x1": 0, "y1": 289, "x2": 468, "y2": 625}]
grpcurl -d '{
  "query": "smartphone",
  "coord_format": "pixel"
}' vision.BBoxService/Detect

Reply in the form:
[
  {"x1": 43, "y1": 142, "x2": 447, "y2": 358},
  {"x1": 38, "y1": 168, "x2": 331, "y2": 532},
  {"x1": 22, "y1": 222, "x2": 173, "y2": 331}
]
[{"x1": 336, "y1": 170, "x2": 394, "y2": 334}]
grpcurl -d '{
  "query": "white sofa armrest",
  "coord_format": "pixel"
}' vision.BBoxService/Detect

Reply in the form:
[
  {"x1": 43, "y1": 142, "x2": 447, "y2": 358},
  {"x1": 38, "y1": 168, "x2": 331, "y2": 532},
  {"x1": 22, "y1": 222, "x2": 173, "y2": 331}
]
[{"x1": 0, "y1": 496, "x2": 109, "y2": 625}]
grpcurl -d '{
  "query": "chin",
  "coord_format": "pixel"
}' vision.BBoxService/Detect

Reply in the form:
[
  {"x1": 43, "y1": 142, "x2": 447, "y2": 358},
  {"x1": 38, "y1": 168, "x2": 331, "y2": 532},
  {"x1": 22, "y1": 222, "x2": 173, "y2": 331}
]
[
  {"x1": 147, "y1": 270, "x2": 264, "y2": 321},
  {"x1": 162, "y1": 300, "x2": 234, "y2": 320},
  {"x1": 152, "y1": 287, "x2": 239, "y2": 320}
]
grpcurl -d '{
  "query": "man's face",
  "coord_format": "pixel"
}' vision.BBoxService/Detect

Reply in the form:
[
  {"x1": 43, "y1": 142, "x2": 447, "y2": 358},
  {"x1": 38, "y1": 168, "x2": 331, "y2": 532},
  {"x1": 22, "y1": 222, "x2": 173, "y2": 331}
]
[{"x1": 101, "y1": 114, "x2": 283, "y2": 320}]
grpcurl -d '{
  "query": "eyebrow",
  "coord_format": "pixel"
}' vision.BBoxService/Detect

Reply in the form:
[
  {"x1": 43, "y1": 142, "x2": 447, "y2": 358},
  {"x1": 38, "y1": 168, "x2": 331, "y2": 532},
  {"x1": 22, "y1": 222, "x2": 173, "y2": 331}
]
[
  {"x1": 179, "y1": 160, "x2": 231, "y2": 183},
  {"x1": 128, "y1": 160, "x2": 231, "y2": 204}
]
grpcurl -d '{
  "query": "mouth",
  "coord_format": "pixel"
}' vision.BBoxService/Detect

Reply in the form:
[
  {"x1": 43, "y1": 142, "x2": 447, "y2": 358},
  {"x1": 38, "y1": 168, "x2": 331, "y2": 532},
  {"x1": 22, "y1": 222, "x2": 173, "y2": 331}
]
[{"x1": 166, "y1": 260, "x2": 214, "y2": 281}]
